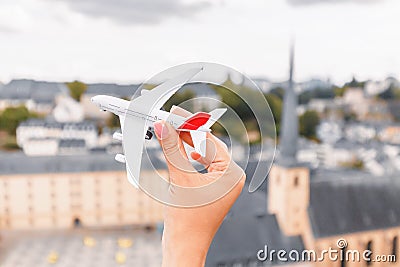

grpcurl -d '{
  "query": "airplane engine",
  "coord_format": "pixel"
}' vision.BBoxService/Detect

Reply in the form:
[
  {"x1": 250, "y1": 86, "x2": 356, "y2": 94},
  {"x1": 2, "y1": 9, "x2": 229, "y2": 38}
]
[{"x1": 145, "y1": 130, "x2": 153, "y2": 140}]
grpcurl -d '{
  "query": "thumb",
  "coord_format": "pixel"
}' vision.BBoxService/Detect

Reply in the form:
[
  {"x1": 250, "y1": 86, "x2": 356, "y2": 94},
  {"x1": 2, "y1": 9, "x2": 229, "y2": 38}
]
[{"x1": 153, "y1": 121, "x2": 196, "y2": 176}]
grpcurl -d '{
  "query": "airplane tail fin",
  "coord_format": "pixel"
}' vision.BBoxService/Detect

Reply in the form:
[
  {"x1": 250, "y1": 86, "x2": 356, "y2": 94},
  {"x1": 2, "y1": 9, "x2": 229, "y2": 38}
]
[
  {"x1": 203, "y1": 108, "x2": 227, "y2": 129},
  {"x1": 176, "y1": 108, "x2": 226, "y2": 157},
  {"x1": 188, "y1": 108, "x2": 226, "y2": 157},
  {"x1": 189, "y1": 130, "x2": 207, "y2": 157}
]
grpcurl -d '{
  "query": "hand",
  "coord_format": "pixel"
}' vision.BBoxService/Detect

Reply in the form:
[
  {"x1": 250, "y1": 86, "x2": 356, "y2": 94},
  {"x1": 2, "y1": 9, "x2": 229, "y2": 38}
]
[{"x1": 153, "y1": 106, "x2": 245, "y2": 267}]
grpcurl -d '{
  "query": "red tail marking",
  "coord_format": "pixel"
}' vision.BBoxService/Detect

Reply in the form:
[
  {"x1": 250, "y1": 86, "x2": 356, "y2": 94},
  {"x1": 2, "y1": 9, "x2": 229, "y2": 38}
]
[{"x1": 178, "y1": 112, "x2": 211, "y2": 130}]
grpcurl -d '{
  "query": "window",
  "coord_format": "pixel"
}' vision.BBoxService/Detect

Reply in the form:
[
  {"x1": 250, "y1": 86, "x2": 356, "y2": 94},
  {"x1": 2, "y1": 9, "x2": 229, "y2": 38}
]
[
  {"x1": 294, "y1": 176, "x2": 299, "y2": 187},
  {"x1": 70, "y1": 192, "x2": 81, "y2": 197},
  {"x1": 73, "y1": 217, "x2": 82, "y2": 228}
]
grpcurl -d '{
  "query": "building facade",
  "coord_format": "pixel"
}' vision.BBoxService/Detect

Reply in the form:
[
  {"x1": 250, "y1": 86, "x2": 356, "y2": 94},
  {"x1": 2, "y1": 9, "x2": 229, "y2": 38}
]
[{"x1": 0, "y1": 153, "x2": 165, "y2": 230}]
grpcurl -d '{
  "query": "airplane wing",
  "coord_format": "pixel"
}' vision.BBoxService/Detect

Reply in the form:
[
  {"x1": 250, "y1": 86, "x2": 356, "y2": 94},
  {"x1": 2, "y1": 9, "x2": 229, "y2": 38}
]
[
  {"x1": 189, "y1": 130, "x2": 207, "y2": 157},
  {"x1": 121, "y1": 114, "x2": 148, "y2": 187},
  {"x1": 119, "y1": 115, "x2": 125, "y2": 131},
  {"x1": 139, "y1": 67, "x2": 203, "y2": 115}
]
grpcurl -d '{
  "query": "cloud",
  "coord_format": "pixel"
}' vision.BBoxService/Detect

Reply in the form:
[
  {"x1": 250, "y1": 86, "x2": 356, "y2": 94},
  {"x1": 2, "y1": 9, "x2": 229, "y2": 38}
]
[
  {"x1": 54, "y1": 0, "x2": 211, "y2": 25},
  {"x1": 287, "y1": 0, "x2": 383, "y2": 6},
  {"x1": 0, "y1": 24, "x2": 18, "y2": 34}
]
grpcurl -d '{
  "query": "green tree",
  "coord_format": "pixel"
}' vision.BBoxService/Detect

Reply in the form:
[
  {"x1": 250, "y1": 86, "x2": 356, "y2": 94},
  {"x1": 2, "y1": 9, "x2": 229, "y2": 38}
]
[
  {"x1": 299, "y1": 88, "x2": 335, "y2": 105},
  {"x1": 299, "y1": 110, "x2": 320, "y2": 140},
  {"x1": 340, "y1": 158, "x2": 364, "y2": 170},
  {"x1": 343, "y1": 110, "x2": 358, "y2": 122},
  {"x1": 377, "y1": 84, "x2": 400, "y2": 100},
  {"x1": 264, "y1": 93, "x2": 282, "y2": 135},
  {"x1": 333, "y1": 86, "x2": 347, "y2": 97},
  {"x1": 0, "y1": 106, "x2": 38, "y2": 135},
  {"x1": 106, "y1": 113, "x2": 120, "y2": 128},
  {"x1": 66, "y1": 81, "x2": 87, "y2": 101},
  {"x1": 269, "y1": 87, "x2": 285, "y2": 100},
  {"x1": 163, "y1": 89, "x2": 195, "y2": 111},
  {"x1": 211, "y1": 78, "x2": 278, "y2": 142},
  {"x1": 344, "y1": 76, "x2": 366, "y2": 88}
]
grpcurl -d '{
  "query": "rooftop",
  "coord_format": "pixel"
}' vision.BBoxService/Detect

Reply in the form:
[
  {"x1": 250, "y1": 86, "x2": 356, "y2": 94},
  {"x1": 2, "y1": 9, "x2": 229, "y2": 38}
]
[
  {"x1": 309, "y1": 168, "x2": 400, "y2": 238},
  {"x1": 19, "y1": 119, "x2": 97, "y2": 130},
  {"x1": 0, "y1": 79, "x2": 68, "y2": 103},
  {"x1": 84, "y1": 83, "x2": 139, "y2": 98},
  {"x1": 0, "y1": 149, "x2": 166, "y2": 175},
  {"x1": 58, "y1": 139, "x2": 87, "y2": 148}
]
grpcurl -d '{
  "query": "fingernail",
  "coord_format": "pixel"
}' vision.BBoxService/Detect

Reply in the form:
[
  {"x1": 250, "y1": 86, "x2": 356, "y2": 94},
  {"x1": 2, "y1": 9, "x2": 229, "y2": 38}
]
[{"x1": 154, "y1": 121, "x2": 169, "y2": 139}]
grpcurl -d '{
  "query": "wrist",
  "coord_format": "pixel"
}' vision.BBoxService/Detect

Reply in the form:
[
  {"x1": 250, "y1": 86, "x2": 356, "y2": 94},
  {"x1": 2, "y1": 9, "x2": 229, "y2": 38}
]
[{"x1": 162, "y1": 226, "x2": 212, "y2": 267}]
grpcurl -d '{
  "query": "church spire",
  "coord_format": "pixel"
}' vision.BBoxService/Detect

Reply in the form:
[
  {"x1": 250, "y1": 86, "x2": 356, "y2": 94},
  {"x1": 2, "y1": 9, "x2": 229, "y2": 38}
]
[{"x1": 278, "y1": 41, "x2": 299, "y2": 166}]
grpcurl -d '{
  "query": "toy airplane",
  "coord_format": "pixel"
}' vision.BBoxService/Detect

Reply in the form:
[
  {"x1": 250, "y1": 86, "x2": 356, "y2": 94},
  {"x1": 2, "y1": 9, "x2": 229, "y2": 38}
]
[{"x1": 91, "y1": 67, "x2": 226, "y2": 187}]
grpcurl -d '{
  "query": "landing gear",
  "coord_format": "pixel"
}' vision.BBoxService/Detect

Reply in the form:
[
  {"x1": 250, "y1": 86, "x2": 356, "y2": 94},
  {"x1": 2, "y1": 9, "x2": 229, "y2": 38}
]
[{"x1": 145, "y1": 130, "x2": 153, "y2": 140}]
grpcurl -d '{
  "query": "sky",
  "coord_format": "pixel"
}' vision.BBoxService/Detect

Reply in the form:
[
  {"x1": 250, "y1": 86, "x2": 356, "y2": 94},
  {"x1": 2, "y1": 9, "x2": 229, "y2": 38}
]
[{"x1": 0, "y1": 0, "x2": 399, "y2": 85}]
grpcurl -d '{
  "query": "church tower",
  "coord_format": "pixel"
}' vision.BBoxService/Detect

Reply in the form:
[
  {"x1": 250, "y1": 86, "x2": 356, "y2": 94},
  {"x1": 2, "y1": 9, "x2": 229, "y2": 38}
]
[{"x1": 268, "y1": 43, "x2": 310, "y2": 236}]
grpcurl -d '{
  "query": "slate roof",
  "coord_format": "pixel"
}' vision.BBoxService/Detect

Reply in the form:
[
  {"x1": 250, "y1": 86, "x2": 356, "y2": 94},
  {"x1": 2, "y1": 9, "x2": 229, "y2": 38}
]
[
  {"x1": 308, "y1": 169, "x2": 400, "y2": 238},
  {"x1": 206, "y1": 183, "x2": 304, "y2": 266},
  {"x1": 84, "y1": 83, "x2": 139, "y2": 98},
  {"x1": 0, "y1": 79, "x2": 67, "y2": 103},
  {"x1": 0, "y1": 149, "x2": 165, "y2": 175},
  {"x1": 388, "y1": 100, "x2": 400, "y2": 121},
  {"x1": 19, "y1": 119, "x2": 96, "y2": 131},
  {"x1": 58, "y1": 139, "x2": 86, "y2": 148}
]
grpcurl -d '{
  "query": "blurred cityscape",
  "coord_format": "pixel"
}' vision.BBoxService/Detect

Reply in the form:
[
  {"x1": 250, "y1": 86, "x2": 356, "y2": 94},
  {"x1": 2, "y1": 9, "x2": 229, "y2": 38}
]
[
  {"x1": 0, "y1": 69, "x2": 399, "y2": 172},
  {"x1": 1, "y1": 49, "x2": 400, "y2": 267}
]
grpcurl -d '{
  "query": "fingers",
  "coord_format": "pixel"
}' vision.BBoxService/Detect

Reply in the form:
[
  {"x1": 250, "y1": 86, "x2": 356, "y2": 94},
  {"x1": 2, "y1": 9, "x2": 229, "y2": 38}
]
[
  {"x1": 170, "y1": 105, "x2": 194, "y2": 146},
  {"x1": 190, "y1": 151, "x2": 209, "y2": 167},
  {"x1": 171, "y1": 105, "x2": 191, "y2": 117},
  {"x1": 153, "y1": 121, "x2": 196, "y2": 180}
]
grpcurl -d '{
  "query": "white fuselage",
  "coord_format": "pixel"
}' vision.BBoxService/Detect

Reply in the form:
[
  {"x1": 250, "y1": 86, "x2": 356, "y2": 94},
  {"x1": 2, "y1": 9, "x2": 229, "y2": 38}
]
[{"x1": 91, "y1": 95, "x2": 208, "y2": 132}]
